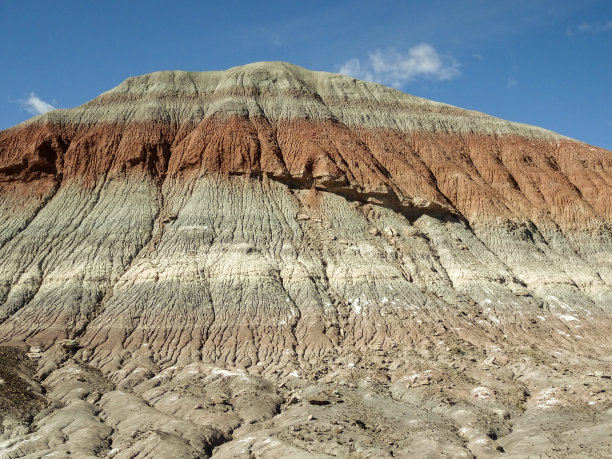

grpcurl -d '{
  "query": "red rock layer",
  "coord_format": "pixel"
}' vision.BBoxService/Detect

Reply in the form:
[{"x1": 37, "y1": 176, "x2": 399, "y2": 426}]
[{"x1": 2, "y1": 116, "x2": 610, "y2": 230}]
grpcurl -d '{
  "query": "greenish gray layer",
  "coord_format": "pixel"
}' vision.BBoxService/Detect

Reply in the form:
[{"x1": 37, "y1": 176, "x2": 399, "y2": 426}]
[{"x1": 19, "y1": 62, "x2": 568, "y2": 140}]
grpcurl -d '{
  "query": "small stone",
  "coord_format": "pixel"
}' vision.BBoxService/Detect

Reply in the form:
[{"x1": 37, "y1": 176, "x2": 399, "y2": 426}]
[
  {"x1": 58, "y1": 339, "x2": 79, "y2": 350},
  {"x1": 482, "y1": 356, "x2": 497, "y2": 366},
  {"x1": 162, "y1": 214, "x2": 178, "y2": 224},
  {"x1": 369, "y1": 227, "x2": 380, "y2": 236},
  {"x1": 297, "y1": 213, "x2": 310, "y2": 221},
  {"x1": 354, "y1": 419, "x2": 366, "y2": 429},
  {"x1": 384, "y1": 227, "x2": 397, "y2": 237},
  {"x1": 307, "y1": 395, "x2": 331, "y2": 406},
  {"x1": 307, "y1": 414, "x2": 315, "y2": 421}
]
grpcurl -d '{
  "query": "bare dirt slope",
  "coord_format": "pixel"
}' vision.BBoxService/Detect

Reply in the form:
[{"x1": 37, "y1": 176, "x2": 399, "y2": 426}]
[{"x1": 0, "y1": 62, "x2": 611, "y2": 458}]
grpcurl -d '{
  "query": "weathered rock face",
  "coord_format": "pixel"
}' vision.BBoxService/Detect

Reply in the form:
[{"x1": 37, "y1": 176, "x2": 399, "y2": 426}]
[{"x1": 0, "y1": 62, "x2": 611, "y2": 458}]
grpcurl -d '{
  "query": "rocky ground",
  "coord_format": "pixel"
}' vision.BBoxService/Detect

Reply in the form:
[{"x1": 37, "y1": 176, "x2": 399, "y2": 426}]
[{"x1": 1, "y1": 338, "x2": 611, "y2": 458}]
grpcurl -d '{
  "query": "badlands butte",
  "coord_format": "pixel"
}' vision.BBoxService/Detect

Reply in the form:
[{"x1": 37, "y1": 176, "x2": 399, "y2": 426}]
[{"x1": 0, "y1": 61, "x2": 611, "y2": 458}]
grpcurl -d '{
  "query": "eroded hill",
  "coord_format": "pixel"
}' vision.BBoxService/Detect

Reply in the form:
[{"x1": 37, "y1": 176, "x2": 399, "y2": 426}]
[{"x1": 0, "y1": 62, "x2": 611, "y2": 458}]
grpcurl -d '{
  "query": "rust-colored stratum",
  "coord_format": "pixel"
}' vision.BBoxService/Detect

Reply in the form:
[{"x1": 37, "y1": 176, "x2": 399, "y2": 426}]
[{"x1": 0, "y1": 62, "x2": 611, "y2": 457}]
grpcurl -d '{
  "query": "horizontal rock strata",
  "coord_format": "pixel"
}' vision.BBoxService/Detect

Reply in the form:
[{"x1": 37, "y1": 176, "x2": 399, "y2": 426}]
[{"x1": 0, "y1": 62, "x2": 611, "y2": 457}]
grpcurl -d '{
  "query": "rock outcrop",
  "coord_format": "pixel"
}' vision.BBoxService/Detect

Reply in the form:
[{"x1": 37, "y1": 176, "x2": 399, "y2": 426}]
[{"x1": 0, "y1": 62, "x2": 610, "y2": 458}]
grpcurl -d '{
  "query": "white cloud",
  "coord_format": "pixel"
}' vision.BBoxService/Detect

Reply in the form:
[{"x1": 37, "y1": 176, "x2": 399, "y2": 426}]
[
  {"x1": 20, "y1": 93, "x2": 56, "y2": 115},
  {"x1": 569, "y1": 20, "x2": 612, "y2": 35},
  {"x1": 338, "y1": 58, "x2": 374, "y2": 82},
  {"x1": 577, "y1": 22, "x2": 593, "y2": 33},
  {"x1": 338, "y1": 43, "x2": 460, "y2": 88},
  {"x1": 506, "y1": 78, "x2": 517, "y2": 89}
]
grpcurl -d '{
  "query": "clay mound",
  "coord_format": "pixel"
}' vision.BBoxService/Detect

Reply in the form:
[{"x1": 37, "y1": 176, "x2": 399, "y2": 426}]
[{"x1": 0, "y1": 62, "x2": 611, "y2": 458}]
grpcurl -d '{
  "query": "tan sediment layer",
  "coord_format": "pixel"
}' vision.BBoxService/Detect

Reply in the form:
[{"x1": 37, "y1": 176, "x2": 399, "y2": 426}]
[{"x1": 0, "y1": 174, "x2": 610, "y2": 353}]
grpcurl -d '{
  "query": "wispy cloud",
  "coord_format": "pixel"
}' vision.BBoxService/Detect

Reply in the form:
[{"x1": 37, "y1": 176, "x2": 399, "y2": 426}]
[
  {"x1": 338, "y1": 43, "x2": 460, "y2": 88},
  {"x1": 19, "y1": 92, "x2": 56, "y2": 115},
  {"x1": 506, "y1": 78, "x2": 517, "y2": 89},
  {"x1": 567, "y1": 20, "x2": 612, "y2": 36}
]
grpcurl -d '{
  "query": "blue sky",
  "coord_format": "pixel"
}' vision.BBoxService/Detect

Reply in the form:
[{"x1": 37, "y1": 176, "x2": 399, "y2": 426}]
[{"x1": 1, "y1": 0, "x2": 611, "y2": 149}]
